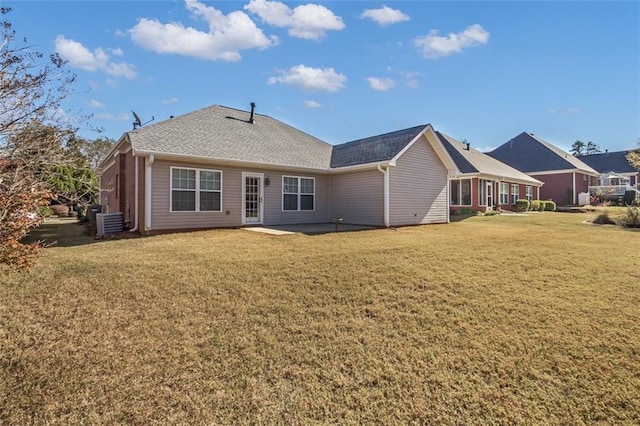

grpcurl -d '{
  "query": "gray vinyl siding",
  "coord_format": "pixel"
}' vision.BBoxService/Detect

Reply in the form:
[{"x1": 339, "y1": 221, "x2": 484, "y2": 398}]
[
  {"x1": 389, "y1": 135, "x2": 449, "y2": 225},
  {"x1": 150, "y1": 160, "x2": 330, "y2": 230},
  {"x1": 263, "y1": 174, "x2": 331, "y2": 225},
  {"x1": 330, "y1": 169, "x2": 384, "y2": 226}
]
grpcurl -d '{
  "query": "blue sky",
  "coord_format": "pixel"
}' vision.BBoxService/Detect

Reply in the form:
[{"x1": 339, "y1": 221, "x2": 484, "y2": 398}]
[{"x1": 8, "y1": 0, "x2": 640, "y2": 153}]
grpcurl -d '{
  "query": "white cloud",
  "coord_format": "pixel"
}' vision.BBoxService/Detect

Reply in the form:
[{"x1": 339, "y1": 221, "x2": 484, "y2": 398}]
[
  {"x1": 268, "y1": 64, "x2": 347, "y2": 92},
  {"x1": 94, "y1": 112, "x2": 130, "y2": 121},
  {"x1": 414, "y1": 24, "x2": 489, "y2": 59},
  {"x1": 105, "y1": 79, "x2": 118, "y2": 88},
  {"x1": 360, "y1": 5, "x2": 409, "y2": 26},
  {"x1": 366, "y1": 77, "x2": 396, "y2": 91},
  {"x1": 54, "y1": 36, "x2": 137, "y2": 79},
  {"x1": 89, "y1": 99, "x2": 105, "y2": 109},
  {"x1": 163, "y1": 97, "x2": 179, "y2": 105},
  {"x1": 304, "y1": 100, "x2": 322, "y2": 108},
  {"x1": 129, "y1": 0, "x2": 278, "y2": 61},
  {"x1": 245, "y1": 0, "x2": 345, "y2": 40},
  {"x1": 401, "y1": 71, "x2": 420, "y2": 88}
]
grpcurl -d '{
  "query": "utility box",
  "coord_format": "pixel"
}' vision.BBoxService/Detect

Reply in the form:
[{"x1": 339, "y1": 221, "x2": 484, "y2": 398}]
[
  {"x1": 96, "y1": 212, "x2": 124, "y2": 236},
  {"x1": 577, "y1": 192, "x2": 590, "y2": 206}
]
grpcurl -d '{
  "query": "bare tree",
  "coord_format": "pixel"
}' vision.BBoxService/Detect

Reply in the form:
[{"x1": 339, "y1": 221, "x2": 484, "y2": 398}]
[{"x1": 0, "y1": 7, "x2": 81, "y2": 270}]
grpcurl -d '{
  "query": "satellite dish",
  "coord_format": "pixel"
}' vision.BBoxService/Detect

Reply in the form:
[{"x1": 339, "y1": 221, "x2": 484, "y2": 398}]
[
  {"x1": 132, "y1": 111, "x2": 142, "y2": 129},
  {"x1": 131, "y1": 110, "x2": 154, "y2": 129}
]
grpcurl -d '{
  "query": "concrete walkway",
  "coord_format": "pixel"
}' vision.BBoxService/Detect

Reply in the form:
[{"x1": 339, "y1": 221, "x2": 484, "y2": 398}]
[{"x1": 242, "y1": 223, "x2": 378, "y2": 236}]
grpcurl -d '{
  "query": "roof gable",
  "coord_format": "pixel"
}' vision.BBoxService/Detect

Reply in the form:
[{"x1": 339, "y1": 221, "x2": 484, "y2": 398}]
[
  {"x1": 488, "y1": 132, "x2": 598, "y2": 175},
  {"x1": 579, "y1": 151, "x2": 638, "y2": 174},
  {"x1": 127, "y1": 105, "x2": 333, "y2": 170},
  {"x1": 330, "y1": 125, "x2": 426, "y2": 168},
  {"x1": 436, "y1": 132, "x2": 542, "y2": 185}
]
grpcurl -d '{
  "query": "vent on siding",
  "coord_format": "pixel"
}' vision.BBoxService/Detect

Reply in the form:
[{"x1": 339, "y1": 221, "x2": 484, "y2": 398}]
[{"x1": 96, "y1": 212, "x2": 124, "y2": 236}]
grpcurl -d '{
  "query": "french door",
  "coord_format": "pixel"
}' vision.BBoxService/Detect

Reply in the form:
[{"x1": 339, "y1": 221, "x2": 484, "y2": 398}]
[{"x1": 242, "y1": 173, "x2": 263, "y2": 224}]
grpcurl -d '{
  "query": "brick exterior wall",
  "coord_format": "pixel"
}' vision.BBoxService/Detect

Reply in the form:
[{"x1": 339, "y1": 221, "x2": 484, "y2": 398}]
[{"x1": 450, "y1": 177, "x2": 539, "y2": 213}]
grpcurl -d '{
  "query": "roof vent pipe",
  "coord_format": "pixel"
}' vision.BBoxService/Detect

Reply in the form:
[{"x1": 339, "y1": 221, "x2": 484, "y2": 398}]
[{"x1": 249, "y1": 102, "x2": 256, "y2": 124}]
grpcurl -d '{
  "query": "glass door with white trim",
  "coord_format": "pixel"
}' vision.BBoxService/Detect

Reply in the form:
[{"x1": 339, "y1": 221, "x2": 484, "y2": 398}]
[{"x1": 243, "y1": 173, "x2": 263, "y2": 224}]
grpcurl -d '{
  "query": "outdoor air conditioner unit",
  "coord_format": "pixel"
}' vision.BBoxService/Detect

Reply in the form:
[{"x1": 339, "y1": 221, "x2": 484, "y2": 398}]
[{"x1": 96, "y1": 212, "x2": 124, "y2": 236}]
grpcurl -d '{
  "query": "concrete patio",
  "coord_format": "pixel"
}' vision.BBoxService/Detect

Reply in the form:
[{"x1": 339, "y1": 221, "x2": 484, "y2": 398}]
[{"x1": 242, "y1": 223, "x2": 379, "y2": 236}]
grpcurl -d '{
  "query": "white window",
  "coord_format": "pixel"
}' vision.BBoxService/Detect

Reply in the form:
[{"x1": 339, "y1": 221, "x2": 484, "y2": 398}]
[
  {"x1": 526, "y1": 186, "x2": 533, "y2": 202},
  {"x1": 171, "y1": 167, "x2": 222, "y2": 212},
  {"x1": 511, "y1": 184, "x2": 519, "y2": 205},
  {"x1": 283, "y1": 176, "x2": 314, "y2": 211},
  {"x1": 500, "y1": 182, "x2": 509, "y2": 205},
  {"x1": 450, "y1": 179, "x2": 472, "y2": 206}
]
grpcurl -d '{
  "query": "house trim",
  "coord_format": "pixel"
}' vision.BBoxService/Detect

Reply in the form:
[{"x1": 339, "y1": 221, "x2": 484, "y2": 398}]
[{"x1": 529, "y1": 168, "x2": 598, "y2": 177}]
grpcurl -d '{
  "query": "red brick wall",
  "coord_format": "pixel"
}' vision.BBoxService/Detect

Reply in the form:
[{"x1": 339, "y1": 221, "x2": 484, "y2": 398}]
[
  {"x1": 450, "y1": 177, "x2": 539, "y2": 213},
  {"x1": 531, "y1": 173, "x2": 573, "y2": 204}
]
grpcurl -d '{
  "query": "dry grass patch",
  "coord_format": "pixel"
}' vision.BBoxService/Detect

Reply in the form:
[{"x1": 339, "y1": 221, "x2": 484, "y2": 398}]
[{"x1": 2, "y1": 213, "x2": 639, "y2": 424}]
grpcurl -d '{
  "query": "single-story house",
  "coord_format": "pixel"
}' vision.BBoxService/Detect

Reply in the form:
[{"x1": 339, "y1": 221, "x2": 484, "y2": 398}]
[
  {"x1": 578, "y1": 150, "x2": 639, "y2": 188},
  {"x1": 435, "y1": 132, "x2": 543, "y2": 212},
  {"x1": 487, "y1": 132, "x2": 599, "y2": 205},
  {"x1": 98, "y1": 104, "x2": 466, "y2": 234}
]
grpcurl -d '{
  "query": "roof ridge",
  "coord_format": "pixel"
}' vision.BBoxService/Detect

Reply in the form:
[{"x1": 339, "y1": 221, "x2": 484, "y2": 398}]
[{"x1": 335, "y1": 124, "x2": 428, "y2": 148}]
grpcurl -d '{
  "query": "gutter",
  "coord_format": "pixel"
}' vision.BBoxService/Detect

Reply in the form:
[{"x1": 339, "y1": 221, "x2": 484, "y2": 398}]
[
  {"x1": 129, "y1": 155, "x2": 139, "y2": 233},
  {"x1": 145, "y1": 154, "x2": 154, "y2": 232},
  {"x1": 377, "y1": 164, "x2": 390, "y2": 227}
]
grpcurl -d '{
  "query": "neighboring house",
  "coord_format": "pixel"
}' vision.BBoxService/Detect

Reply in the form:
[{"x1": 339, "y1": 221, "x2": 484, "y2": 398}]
[
  {"x1": 488, "y1": 132, "x2": 599, "y2": 205},
  {"x1": 435, "y1": 132, "x2": 543, "y2": 212},
  {"x1": 578, "y1": 151, "x2": 640, "y2": 189},
  {"x1": 97, "y1": 104, "x2": 461, "y2": 234}
]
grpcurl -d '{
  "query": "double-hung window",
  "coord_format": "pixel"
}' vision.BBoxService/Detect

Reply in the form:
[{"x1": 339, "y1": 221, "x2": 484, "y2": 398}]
[
  {"x1": 499, "y1": 182, "x2": 509, "y2": 205},
  {"x1": 526, "y1": 186, "x2": 533, "y2": 202},
  {"x1": 283, "y1": 176, "x2": 314, "y2": 211},
  {"x1": 511, "y1": 184, "x2": 519, "y2": 205},
  {"x1": 171, "y1": 167, "x2": 222, "y2": 212}
]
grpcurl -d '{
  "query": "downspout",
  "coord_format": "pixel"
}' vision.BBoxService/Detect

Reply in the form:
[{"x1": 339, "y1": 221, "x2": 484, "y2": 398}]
[
  {"x1": 377, "y1": 164, "x2": 390, "y2": 227},
  {"x1": 145, "y1": 154, "x2": 154, "y2": 232},
  {"x1": 572, "y1": 172, "x2": 576, "y2": 204},
  {"x1": 129, "y1": 155, "x2": 139, "y2": 233}
]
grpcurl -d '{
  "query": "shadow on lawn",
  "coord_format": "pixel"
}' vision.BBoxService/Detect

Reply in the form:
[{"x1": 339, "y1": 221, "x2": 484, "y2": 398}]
[{"x1": 23, "y1": 218, "x2": 99, "y2": 248}]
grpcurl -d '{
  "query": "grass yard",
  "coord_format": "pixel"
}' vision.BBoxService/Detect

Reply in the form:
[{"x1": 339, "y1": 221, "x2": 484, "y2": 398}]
[{"x1": 2, "y1": 212, "x2": 639, "y2": 424}]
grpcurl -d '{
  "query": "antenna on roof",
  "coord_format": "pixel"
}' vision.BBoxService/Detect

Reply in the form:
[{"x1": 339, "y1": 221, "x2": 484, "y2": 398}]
[{"x1": 132, "y1": 110, "x2": 155, "y2": 129}]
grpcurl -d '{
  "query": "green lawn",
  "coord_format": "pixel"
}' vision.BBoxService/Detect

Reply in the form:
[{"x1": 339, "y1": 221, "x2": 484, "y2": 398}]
[{"x1": 2, "y1": 213, "x2": 639, "y2": 424}]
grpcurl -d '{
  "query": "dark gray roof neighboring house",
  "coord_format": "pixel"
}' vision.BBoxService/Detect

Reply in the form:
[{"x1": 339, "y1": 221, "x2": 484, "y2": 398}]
[
  {"x1": 436, "y1": 132, "x2": 543, "y2": 185},
  {"x1": 488, "y1": 132, "x2": 598, "y2": 175},
  {"x1": 330, "y1": 125, "x2": 426, "y2": 168},
  {"x1": 127, "y1": 104, "x2": 333, "y2": 170},
  {"x1": 578, "y1": 151, "x2": 638, "y2": 174}
]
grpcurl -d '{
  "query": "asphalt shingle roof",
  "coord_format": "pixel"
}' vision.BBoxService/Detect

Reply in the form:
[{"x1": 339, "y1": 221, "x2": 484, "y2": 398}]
[
  {"x1": 330, "y1": 125, "x2": 426, "y2": 168},
  {"x1": 488, "y1": 132, "x2": 598, "y2": 175},
  {"x1": 128, "y1": 105, "x2": 333, "y2": 170},
  {"x1": 578, "y1": 151, "x2": 638, "y2": 174},
  {"x1": 436, "y1": 132, "x2": 542, "y2": 185}
]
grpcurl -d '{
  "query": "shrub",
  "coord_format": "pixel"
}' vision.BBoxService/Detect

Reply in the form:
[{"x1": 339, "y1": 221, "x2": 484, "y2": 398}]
[
  {"x1": 593, "y1": 211, "x2": 615, "y2": 225},
  {"x1": 39, "y1": 206, "x2": 54, "y2": 217},
  {"x1": 530, "y1": 200, "x2": 540, "y2": 211},
  {"x1": 515, "y1": 199, "x2": 530, "y2": 212},
  {"x1": 484, "y1": 210, "x2": 500, "y2": 216},
  {"x1": 537, "y1": 200, "x2": 547, "y2": 212},
  {"x1": 451, "y1": 208, "x2": 477, "y2": 216},
  {"x1": 50, "y1": 204, "x2": 69, "y2": 217},
  {"x1": 544, "y1": 200, "x2": 556, "y2": 211},
  {"x1": 632, "y1": 198, "x2": 640, "y2": 207},
  {"x1": 617, "y1": 206, "x2": 640, "y2": 228}
]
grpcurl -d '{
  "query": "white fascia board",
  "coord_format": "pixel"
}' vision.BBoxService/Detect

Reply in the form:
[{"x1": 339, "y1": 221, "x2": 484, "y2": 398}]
[
  {"x1": 530, "y1": 168, "x2": 599, "y2": 177},
  {"x1": 134, "y1": 150, "x2": 332, "y2": 174},
  {"x1": 389, "y1": 124, "x2": 460, "y2": 174},
  {"x1": 329, "y1": 160, "x2": 392, "y2": 173},
  {"x1": 96, "y1": 133, "x2": 129, "y2": 173}
]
